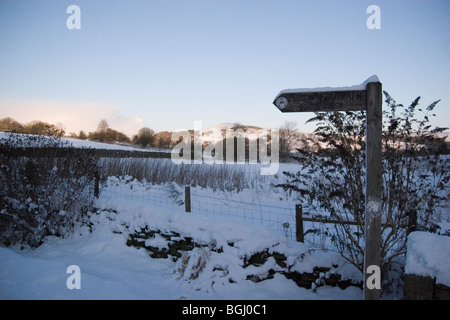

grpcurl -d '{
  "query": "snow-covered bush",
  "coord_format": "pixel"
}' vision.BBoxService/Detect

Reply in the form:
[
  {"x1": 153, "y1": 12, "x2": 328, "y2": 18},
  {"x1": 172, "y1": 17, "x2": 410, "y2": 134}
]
[
  {"x1": 277, "y1": 92, "x2": 449, "y2": 290},
  {"x1": 0, "y1": 133, "x2": 98, "y2": 247},
  {"x1": 176, "y1": 248, "x2": 210, "y2": 281}
]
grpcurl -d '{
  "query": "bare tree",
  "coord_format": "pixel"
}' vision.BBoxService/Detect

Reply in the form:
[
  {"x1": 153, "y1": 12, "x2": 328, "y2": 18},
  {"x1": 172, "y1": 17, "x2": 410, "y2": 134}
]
[
  {"x1": 78, "y1": 130, "x2": 87, "y2": 140},
  {"x1": 279, "y1": 120, "x2": 298, "y2": 161},
  {"x1": 0, "y1": 117, "x2": 23, "y2": 133},
  {"x1": 97, "y1": 119, "x2": 109, "y2": 133}
]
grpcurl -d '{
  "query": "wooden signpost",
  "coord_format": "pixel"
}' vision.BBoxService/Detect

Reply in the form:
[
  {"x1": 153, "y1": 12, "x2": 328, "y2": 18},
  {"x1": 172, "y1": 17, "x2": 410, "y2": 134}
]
[{"x1": 273, "y1": 76, "x2": 382, "y2": 300}]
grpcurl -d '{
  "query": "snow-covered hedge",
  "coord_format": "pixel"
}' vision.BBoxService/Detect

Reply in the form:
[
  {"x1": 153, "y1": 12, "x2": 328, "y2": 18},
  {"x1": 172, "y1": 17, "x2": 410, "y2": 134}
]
[{"x1": 0, "y1": 133, "x2": 98, "y2": 247}]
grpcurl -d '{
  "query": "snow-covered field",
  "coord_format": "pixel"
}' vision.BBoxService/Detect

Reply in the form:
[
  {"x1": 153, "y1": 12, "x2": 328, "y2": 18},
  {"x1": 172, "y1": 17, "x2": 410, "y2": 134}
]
[{"x1": 0, "y1": 176, "x2": 363, "y2": 300}]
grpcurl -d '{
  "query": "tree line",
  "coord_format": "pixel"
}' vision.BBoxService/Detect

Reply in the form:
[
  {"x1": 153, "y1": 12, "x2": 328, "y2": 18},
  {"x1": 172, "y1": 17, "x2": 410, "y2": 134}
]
[
  {"x1": 0, "y1": 117, "x2": 309, "y2": 155},
  {"x1": 0, "y1": 117, "x2": 65, "y2": 137},
  {"x1": 0, "y1": 117, "x2": 172, "y2": 149}
]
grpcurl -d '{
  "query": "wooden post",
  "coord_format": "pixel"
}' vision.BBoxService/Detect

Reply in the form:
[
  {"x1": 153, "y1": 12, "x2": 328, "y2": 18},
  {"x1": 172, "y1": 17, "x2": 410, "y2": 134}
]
[
  {"x1": 364, "y1": 81, "x2": 383, "y2": 300},
  {"x1": 296, "y1": 204, "x2": 304, "y2": 243},
  {"x1": 407, "y1": 210, "x2": 417, "y2": 235},
  {"x1": 185, "y1": 185, "x2": 191, "y2": 213},
  {"x1": 94, "y1": 170, "x2": 100, "y2": 199}
]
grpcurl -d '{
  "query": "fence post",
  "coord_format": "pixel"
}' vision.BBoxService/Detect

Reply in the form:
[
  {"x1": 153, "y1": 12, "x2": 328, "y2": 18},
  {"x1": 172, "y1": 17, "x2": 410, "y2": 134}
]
[
  {"x1": 185, "y1": 185, "x2": 191, "y2": 213},
  {"x1": 364, "y1": 81, "x2": 382, "y2": 300},
  {"x1": 407, "y1": 210, "x2": 417, "y2": 235},
  {"x1": 94, "y1": 170, "x2": 100, "y2": 199},
  {"x1": 296, "y1": 204, "x2": 304, "y2": 243}
]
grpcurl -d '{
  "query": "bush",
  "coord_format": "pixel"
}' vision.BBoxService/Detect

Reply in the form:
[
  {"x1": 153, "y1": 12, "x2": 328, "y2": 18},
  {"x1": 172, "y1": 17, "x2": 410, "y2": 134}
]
[
  {"x1": 0, "y1": 133, "x2": 98, "y2": 247},
  {"x1": 277, "y1": 92, "x2": 450, "y2": 279},
  {"x1": 132, "y1": 127, "x2": 155, "y2": 148}
]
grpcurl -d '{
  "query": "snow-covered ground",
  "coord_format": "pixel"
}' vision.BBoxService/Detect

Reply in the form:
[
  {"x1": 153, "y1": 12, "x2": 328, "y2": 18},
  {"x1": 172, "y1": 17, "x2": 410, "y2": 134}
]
[
  {"x1": 0, "y1": 177, "x2": 364, "y2": 300},
  {"x1": 1, "y1": 133, "x2": 448, "y2": 300}
]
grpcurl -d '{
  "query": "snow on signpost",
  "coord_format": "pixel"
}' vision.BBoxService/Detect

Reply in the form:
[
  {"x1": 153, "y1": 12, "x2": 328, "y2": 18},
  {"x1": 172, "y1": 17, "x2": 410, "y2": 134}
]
[
  {"x1": 273, "y1": 75, "x2": 379, "y2": 113},
  {"x1": 273, "y1": 76, "x2": 383, "y2": 300}
]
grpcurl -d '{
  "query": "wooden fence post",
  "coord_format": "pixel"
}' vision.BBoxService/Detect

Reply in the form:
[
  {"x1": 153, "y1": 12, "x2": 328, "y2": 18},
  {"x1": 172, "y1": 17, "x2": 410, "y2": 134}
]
[
  {"x1": 364, "y1": 81, "x2": 382, "y2": 300},
  {"x1": 185, "y1": 185, "x2": 191, "y2": 213},
  {"x1": 296, "y1": 204, "x2": 304, "y2": 243},
  {"x1": 94, "y1": 170, "x2": 100, "y2": 199}
]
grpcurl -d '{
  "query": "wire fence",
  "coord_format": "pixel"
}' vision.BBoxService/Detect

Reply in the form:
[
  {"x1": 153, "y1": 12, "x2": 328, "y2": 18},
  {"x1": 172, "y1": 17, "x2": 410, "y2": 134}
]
[
  {"x1": 190, "y1": 192, "x2": 297, "y2": 240},
  {"x1": 196, "y1": 193, "x2": 349, "y2": 249},
  {"x1": 98, "y1": 178, "x2": 308, "y2": 242},
  {"x1": 98, "y1": 177, "x2": 337, "y2": 249},
  {"x1": 100, "y1": 178, "x2": 184, "y2": 212}
]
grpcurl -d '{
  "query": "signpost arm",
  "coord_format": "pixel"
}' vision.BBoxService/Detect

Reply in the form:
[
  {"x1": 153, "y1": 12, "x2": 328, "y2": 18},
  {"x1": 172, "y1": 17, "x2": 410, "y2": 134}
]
[{"x1": 364, "y1": 81, "x2": 383, "y2": 300}]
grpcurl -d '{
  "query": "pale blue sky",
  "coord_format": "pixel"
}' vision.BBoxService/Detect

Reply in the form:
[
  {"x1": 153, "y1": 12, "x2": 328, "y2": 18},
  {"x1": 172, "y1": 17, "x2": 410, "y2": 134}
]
[{"x1": 0, "y1": 0, "x2": 449, "y2": 136}]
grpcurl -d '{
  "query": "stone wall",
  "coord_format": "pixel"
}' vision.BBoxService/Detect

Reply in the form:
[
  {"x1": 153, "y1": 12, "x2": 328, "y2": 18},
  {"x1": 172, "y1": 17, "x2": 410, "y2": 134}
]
[
  {"x1": 126, "y1": 226, "x2": 363, "y2": 291},
  {"x1": 403, "y1": 231, "x2": 450, "y2": 300},
  {"x1": 403, "y1": 274, "x2": 450, "y2": 300}
]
